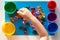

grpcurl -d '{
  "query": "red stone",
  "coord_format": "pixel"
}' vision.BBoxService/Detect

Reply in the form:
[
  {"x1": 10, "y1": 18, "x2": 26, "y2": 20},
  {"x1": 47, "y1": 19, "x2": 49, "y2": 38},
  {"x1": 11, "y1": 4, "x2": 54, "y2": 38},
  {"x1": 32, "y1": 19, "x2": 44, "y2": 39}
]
[
  {"x1": 31, "y1": 7, "x2": 36, "y2": 16},
  {"x1": 24, "y1": 30, "x2": 28, "y2": 35},
  {"x1": 23, "y1": 21, "x2": 26, "y2": 25}
]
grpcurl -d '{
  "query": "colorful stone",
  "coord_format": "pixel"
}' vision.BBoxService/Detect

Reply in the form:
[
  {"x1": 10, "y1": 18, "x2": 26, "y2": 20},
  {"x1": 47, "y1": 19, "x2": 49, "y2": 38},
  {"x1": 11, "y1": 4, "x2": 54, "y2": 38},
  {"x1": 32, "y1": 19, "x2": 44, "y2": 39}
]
[
  {"x1": 31, "y1": 7, "x2": 36, "y2": 16},
  {"x1": 23, "y1": 17, "x2": 28, "y2": 21},
  {"x1": 10, "y1": 17, "x2": 14, "y2": 22},
  {"x1": 32, "y1": 30, "x2": 38, "y2": 35},
  {"x1": 37, "y1": 6, "x2": 42, "y2": 11}
]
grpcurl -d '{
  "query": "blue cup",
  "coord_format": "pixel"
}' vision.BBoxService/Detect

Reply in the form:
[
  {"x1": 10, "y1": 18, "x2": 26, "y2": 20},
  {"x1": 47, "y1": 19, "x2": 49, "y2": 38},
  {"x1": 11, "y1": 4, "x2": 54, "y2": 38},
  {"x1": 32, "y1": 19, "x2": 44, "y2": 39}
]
[{"x1": 47, "y1": 23, "x2": 58, "y2": 35}]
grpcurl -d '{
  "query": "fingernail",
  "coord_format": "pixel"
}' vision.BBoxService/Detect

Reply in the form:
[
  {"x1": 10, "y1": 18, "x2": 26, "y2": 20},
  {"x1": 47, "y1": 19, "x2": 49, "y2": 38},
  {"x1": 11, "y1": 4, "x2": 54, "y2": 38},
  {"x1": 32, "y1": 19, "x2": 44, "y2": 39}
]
[{"x1": 17, "y1": 10, "x2": 23, "y2": 14}]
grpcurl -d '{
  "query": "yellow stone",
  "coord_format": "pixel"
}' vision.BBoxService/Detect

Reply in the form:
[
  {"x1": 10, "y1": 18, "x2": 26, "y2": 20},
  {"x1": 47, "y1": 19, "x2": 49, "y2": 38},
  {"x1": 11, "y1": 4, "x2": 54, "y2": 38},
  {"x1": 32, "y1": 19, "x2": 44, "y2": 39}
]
[
  {"x1": 37, "y1": 6, "x2": 42, "y2": 11},
  {"x1": 38, "y1": 12, "x2": 45, "y2": 19},
  {"x1": 23, "y1": 17, "x2": 28, "y2": 21},
  {"x1": 38, "y1": 15, "x2": 43, "y2": 19}
]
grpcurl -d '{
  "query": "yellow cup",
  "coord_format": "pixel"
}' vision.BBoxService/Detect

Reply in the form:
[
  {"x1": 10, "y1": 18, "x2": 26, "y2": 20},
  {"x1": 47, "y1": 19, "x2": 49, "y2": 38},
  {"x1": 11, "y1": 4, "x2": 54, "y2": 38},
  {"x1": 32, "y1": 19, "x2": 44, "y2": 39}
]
[{"x1": 2, "y1": 22, "x2": 16, "y2": 36}]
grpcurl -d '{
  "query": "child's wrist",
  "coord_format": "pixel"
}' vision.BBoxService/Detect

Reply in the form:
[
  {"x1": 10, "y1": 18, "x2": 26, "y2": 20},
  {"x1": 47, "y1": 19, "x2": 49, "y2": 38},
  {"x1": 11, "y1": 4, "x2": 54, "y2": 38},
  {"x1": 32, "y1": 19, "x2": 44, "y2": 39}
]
[{"x1": 26, "y1": 13, "x2": 33, "y2": 19}]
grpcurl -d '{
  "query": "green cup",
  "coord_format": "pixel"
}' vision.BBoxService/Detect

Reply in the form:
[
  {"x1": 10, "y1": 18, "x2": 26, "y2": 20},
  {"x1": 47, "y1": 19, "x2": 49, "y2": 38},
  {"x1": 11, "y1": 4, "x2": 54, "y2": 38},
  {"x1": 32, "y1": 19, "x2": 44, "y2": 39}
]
[{"x1": 4, "y1": 2, "x2": 16, "y2": 14}]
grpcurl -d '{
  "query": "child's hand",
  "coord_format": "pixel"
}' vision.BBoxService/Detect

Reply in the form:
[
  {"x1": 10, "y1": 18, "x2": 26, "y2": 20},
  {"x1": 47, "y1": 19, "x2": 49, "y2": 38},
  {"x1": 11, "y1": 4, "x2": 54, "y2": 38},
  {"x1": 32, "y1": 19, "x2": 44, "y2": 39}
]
[
  {"x1": 17, "y1": 8, "x2": 48, "y2": 40},
  {"x1": 17, "y1": 8, "x2": 33, "y2": 19}
]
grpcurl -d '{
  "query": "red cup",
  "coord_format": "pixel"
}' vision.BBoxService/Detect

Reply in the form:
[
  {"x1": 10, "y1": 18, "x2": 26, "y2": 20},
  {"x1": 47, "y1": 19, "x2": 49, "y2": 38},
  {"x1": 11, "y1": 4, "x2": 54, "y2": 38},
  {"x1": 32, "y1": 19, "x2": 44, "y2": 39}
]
[{"x1": 48, "y1": 1, "x2": 57, "y2": 10}]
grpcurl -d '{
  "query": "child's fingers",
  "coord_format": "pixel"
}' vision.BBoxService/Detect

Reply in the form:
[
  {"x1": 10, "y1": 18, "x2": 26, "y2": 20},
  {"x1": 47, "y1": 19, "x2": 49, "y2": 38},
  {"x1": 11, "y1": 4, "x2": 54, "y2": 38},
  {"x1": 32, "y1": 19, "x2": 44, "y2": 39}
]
[
  {"x1": 17, "y1": 8, "x2": 28, "y2": 18},
  {"x1": 17, "y1": 8, "x2": 33, "y2": 19},
  {"x1": 17, "y1": 8, "x2": 27, "y2": 15},
  {"x1": 17, "y1": 10, "x2": 23, "y2": 15}
]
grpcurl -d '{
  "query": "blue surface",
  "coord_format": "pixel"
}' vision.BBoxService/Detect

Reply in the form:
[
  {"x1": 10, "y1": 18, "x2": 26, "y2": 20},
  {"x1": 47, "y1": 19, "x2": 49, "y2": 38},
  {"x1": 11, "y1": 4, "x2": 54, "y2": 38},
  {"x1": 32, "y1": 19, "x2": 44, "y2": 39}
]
[{"x1": 5, "y1": 1, "x2": 55, "y2": 35}]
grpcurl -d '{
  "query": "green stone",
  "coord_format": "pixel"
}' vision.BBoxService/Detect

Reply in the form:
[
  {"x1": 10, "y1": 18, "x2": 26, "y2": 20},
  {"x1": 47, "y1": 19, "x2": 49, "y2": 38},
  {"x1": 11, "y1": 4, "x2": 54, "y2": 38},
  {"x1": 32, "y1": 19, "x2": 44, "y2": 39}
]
[
  {"x1": 41, "y1": 17, "x2": 46, "y2": 22},
  {"x1": 26, "y1": 21, "x2": 30, "y2": 26},
  {"x1": 25, "y1": 7, "x2": 30, "y2": 9},
  {"x1": 32, "y1": 30, "x2": 38, "y2": 35},
  {"x1": 24, "y1": 28, "x2": 27, "y2": 31},
  {"x1": 19, "y1": 26, "x2": 25, "y2": 30}
]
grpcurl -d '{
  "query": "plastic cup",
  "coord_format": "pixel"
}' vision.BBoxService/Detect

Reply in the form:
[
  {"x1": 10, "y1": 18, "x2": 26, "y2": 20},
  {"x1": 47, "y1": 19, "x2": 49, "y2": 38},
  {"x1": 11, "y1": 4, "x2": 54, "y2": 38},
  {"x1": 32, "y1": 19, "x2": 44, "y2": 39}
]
[
  {"x1": 47, "y1": 23, "x2": 58, "y2": 35},
  {"x1": 48, "y1": 1, "x2": 57, "y2": 10},
  {"x1": 47, "y1": 12, "x2": 57, "y2": 23},
  {"x1": 2, "y1": 22, "x2": 16, "y2": 36},
  {"x1": 4, "y1": 2, "x2": 16, "y2": 14}
]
